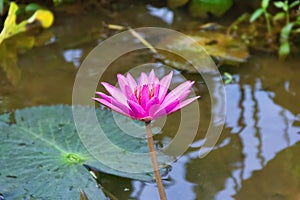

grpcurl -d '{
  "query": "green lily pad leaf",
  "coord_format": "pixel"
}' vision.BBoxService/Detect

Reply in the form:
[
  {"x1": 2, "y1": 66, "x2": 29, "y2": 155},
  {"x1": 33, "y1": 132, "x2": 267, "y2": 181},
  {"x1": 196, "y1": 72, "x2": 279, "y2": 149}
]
[
  {"x1": 0, "y1": 112, "x2": 9, "y2": 125},
  {"x1": 189, "y1": 0, "x2": 233, "y2": 18},
  {"x1": 0, "y1": 106, "x2": 107, "y2": 200},
  {"x1": 72, "y1": 105, "x2": 173, "y2": 174},
  {"x1": 0, "y1": 105, "x2": 171, "y2": 199}
]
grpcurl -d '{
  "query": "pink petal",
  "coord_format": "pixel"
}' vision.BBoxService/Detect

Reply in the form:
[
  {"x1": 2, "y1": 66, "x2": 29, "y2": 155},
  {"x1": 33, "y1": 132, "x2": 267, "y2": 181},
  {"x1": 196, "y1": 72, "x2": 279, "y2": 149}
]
[
  {"x1": 128, "y1": 110, "x2": 139, "y2": 119},
  {"x1": 139, "y1": 72, "x2": 148, "y2": 86},
  {"x1": 126, "y1": 73, "x2": 137, "y2": 91},
  {"x1": 151, "y1": 105, "x2": 168, "y2": 119},
  {"x1": 161, "y1": 81, "x2": 194, "y2": 107},
  {"x1": 128, "y1": 100, "x2": 147, "y2": 118},
  {"x1": 101, "y1": 82, "x2": 127, "y2": 105},
  {"x1": 169, "y1": 96, "x2": 200, "y2": 114},
  {"x1": 145, "y1": 97, "x2": 159, "y2": 113},
  {"x1": 117, "y1": 74, "x2": 128, "y2": 94},
  {"x1": 152, "y1": 98, "x2": 179, "y2": 118},
  {"x1": 159, "y1": 71, "x2": 173, "y2": 102},
  {"x1": 164, "y1": 99, "x2": 180, "y2": 114},
  {"x1": 148, "y1": 69, "x2": 156, "y2": 84},
  {"x1": 93, "y1": 93, "x2": 131, "y2": 114},
  {"x1": 125, "y1": 85, "x2": 138, "y2": 103},
  {"x1": 93, "y1": 98, "x2": 131, "y2": 118},
  {"x1": 178, "y1": 89, "x2": 191, "y2": 102},
  {"x1": 95, "y1": 91, "x2": 111, "y2": 102},
  {"x1": 140, "y1": 85, "x2": 149, "y2": 109}
]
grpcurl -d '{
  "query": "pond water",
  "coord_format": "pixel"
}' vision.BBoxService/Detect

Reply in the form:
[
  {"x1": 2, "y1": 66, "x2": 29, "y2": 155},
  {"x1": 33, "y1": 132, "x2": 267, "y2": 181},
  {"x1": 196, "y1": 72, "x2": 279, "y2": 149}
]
[{"x1": 1, "y1": 2, "x2": 300, "y2": 200}]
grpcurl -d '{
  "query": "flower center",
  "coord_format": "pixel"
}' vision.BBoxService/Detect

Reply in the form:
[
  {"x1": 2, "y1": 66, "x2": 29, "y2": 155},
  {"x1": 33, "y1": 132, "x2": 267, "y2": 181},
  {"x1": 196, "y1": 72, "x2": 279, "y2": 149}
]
[{"x1": 134, "y1": 84, "x2": 155, "y2": 104}]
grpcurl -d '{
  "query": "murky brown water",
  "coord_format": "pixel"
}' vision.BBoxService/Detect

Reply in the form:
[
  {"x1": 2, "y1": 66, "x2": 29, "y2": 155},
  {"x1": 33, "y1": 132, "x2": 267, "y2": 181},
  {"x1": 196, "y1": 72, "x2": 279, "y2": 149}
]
[{"x1": 1, "y1": 2, "x2": 300, "y2": 200}]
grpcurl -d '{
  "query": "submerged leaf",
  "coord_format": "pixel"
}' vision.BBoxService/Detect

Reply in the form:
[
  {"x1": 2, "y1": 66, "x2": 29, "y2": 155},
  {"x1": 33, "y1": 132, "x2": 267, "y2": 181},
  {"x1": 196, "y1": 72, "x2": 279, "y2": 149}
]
[{"x1": 158, "y1": 31, "x2": 249, "y2": 73}]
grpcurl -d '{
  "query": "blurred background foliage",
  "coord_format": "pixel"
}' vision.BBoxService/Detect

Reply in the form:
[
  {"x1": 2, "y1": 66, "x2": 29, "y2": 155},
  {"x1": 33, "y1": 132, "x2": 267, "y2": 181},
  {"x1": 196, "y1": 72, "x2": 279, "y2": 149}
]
[{"x1": 0, "y1": 0, "x2": 299, "y2": 84}]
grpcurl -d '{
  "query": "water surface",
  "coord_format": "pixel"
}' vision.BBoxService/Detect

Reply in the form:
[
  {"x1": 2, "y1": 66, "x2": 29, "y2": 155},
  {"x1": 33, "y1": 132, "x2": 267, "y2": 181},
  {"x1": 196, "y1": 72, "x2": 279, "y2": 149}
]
[{"x1": 0, "y1": 2, "x2": 300, "y2": 200}]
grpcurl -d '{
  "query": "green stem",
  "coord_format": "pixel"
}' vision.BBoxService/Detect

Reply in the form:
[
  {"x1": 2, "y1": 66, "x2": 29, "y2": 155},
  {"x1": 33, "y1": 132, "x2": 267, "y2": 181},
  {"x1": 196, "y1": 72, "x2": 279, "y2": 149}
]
[
  {"x1": 145, "y1": 121, "x2": 167, "y2": 200},
  {"x1": 264, "y1": 11, "x2": 272, "y2": 35},
  {"x1": 286, "y1": 12, "x2": 290, "y2": 25},
  {"x1": 286, "y1": 3, "x2": 290, "y2": 25}
]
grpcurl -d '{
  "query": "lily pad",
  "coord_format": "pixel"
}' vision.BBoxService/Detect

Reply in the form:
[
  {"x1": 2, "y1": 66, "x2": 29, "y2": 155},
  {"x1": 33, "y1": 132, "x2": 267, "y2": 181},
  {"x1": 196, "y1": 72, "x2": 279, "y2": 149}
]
[
  {"x1": 0, "y1": 105, "x2": 171, "y2": 199},
  {"x1": 157, "y1": 31, "x2": 249, "y2": 73}
]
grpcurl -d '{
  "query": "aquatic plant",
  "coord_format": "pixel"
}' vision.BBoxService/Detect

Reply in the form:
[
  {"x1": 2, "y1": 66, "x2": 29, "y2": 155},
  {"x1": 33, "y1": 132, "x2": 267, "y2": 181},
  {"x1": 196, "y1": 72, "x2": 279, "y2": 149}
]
[
  {"x1": 0, "y1": 2, "x2": 54, "y2": 44},
  {"x1": 250, "y1": 0, "x2": 273, "y2": 35},
  {"x1": 273, "y1": 0, "x2": 300, "y2": 59},
  {"x1": 94, "y1": 69, "x2": 199, "y2": 199},
  {"x1": 245, "y1": 0, "x2": 300, "y2": 59}
]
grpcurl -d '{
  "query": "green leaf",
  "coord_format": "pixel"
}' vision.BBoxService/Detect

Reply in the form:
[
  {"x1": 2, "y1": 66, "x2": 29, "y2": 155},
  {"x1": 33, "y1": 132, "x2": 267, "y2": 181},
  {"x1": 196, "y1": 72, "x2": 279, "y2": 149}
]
[
  {"x1": 224, "y1": 72, "x2": 233, "y2": 84},
  {"x1": 290, "y1": 0, "x2": 300, "y2": 8},
  {"x1": 273, "y1": 12, "x2": 286, "y2": 21},
  {"x1": 0, "y1": 2, "x2": 54, "y2": 44},
  {"x1": 274, "y1": 1, "x2": 285, "y2": 8},
  {"x1": 25, "y1": 3, "x2": 42, "y2": 13},
  {"x1": 283, "y1": 4, "x2": 289, "y2": 12},
  {"x1": 0, "y1": 0, "x2": 3, "y2": 15},
  {"x1": 262, "y1": 0, "x2": 270, "y2": 9},
  {"x1": 281, "y1": 22, "x2": 294, "y2": 41},
  {"x1": 279, "y1": 22, "x2": 294, "y2": 60},
  {"x1": 295, "y1": 28, "x2": 300, "y2": 33},
  {"x1": 0, "y1": 105, "x2": 171, "y2": 199},
  {"x1": 189, "y1": 0, "x2": 233, "y2": 18},
  {"x1": 0, "y1": 106, "x2": 107, "y2": 200},
  {"x1": 250, "y1": 8, "x2": 264, "y2": 23},
  {"x1": 279, "y1": 41, "x2": 290, "y2": 60}
]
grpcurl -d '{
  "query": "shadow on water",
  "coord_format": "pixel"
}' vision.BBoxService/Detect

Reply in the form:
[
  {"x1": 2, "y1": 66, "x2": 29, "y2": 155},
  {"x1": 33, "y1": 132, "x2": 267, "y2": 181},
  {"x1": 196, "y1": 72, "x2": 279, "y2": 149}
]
[{"x1": 0, "y1": 2, "x2": 300, "y2": 199}]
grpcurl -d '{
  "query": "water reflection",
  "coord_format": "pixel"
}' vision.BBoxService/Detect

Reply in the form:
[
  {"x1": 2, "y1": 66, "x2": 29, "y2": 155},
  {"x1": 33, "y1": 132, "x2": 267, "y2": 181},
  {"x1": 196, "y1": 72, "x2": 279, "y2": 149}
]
[
  {"x1": 63, "y1": 49, "x2": 83, "y2": 68},
  {"x1": 146, "y1": 5, "x2": 174, "y2": 25},
  {"x1": 182, "y1": 55, "x2": 300, "y2": 199},
  {"x1": 130, "y1": 55, "x2": 300, "y2": 200},
  {"x1": 234, "y1": 141, "x2": 300, "y2": 199}
]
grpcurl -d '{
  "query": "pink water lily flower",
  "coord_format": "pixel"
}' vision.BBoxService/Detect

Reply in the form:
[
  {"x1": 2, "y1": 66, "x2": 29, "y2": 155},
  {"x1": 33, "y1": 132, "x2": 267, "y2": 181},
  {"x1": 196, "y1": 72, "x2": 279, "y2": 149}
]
[{"x1": 93, "y1": 70, "x2": 199, "y2": 122}]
